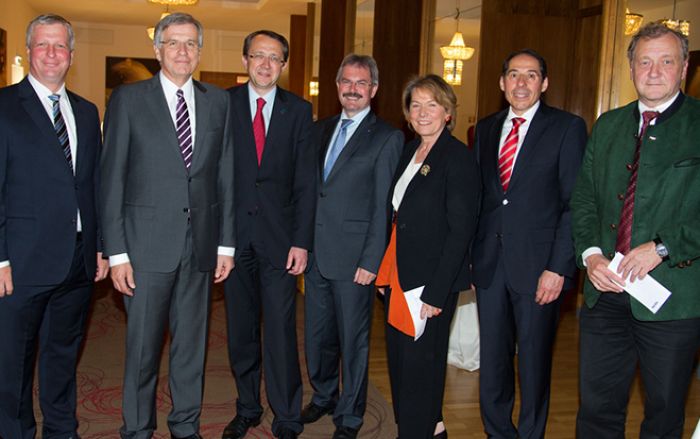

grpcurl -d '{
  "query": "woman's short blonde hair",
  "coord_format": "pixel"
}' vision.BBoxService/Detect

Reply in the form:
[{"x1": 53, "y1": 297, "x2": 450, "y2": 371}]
[{"x1": 402, "y1": 74, "x2": 457, "y2": 131}]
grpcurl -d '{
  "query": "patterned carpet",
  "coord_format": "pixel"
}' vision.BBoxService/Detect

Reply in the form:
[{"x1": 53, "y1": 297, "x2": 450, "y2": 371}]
[{"x1": 32, "y1": 282, "x2": 397, "y2": 439}]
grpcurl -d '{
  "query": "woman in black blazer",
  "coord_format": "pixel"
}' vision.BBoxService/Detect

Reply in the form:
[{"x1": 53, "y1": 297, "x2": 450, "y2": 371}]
[{"x1": 376, "y1": 75, "x2": 480, "y2": 438}]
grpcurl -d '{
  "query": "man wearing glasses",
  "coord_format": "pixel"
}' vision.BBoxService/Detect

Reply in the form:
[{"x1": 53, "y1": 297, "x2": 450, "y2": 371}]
[
  {"x1": 222, "y1": 30, "x2": 314, "y2": 439},
  {"x1": 100, "y1": 13, "x2": 235, "y2": 439}
]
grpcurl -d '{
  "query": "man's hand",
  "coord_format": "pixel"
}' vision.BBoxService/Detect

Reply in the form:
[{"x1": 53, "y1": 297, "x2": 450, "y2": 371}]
[
  {"x1": 584, "y1": 254, "x2": 624, "y2": 293},
  {"x1": 214, "y1": 255, "x2": 234, "y2": 283},
  {"x1": 95, "y1": 252, "x2": 109, "y2": 282},
  {"x1": 534, "y1": 270, "x2": 564, "y2": 305},
  {"x1": 354, "y1": 267, "x2": 377, "y2": 285},
  {"x1": 420, "y1": 303, "x2": 442, "y2": 319},
  {"x1": 618, "y1": 241, "x2": 662, "y2": 282},
  {"x1": 0, "y1": 266, "x2": 13, "y2": 298},
  {"x1": 286, "y1": 246, "x2": 308, "y2": 275},
  {"x1": 111, "y1": 262, "x2": 136, "y2": 296}
]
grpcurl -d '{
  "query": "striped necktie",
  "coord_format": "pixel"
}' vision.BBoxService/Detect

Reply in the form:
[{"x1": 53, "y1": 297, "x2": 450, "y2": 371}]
[
  {"x1": 48, "y1": 94, "x2": 73, "y2": 171},
  {"x1": 176, "y1": 89, "x2": 193, "y2": 170},
  {"x1": 498, "y1": 117, "x2": 525, "y2": 191}
]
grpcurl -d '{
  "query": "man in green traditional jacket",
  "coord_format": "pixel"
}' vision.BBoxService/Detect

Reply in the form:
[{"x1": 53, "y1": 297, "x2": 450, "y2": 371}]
[{"x1": 572, "y1": 22, "x2": 700, "y2": 438}]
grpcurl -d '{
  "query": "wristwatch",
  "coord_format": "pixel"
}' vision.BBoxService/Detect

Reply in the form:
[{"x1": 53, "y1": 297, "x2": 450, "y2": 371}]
[{"x1": 653, "y1": 237, "x2": 669, "y2": 260}]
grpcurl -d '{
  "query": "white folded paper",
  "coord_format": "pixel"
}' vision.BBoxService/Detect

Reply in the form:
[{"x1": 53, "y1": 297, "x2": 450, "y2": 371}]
[
  {"x1": 608, "y1": 252, "x2": 672, "y2": 314},
  {"x1": 404, "y1": 286, "x2": 427, "y2": 341}
]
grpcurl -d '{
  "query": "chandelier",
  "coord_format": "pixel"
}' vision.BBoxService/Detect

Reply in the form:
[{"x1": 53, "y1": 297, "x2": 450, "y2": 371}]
[
  {"x1": 624, "y1": 8, "x2": 643, "y2": 36},
  {"x1": 148, "y1": 0, "x2": 198, "y2": 5},
  {"x1": 147, "y1": 10, "x2": 172, "y2": 40},
  {"x1": 440, "y1": 5, "x2": 475, "y2": 86},
  {"x1": 661, "y1": 0, "x2": 690, "y2": 37}
]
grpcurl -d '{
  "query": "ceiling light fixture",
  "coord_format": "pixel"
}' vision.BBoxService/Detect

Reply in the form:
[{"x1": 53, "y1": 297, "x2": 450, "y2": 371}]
[
  {"x1": 440, "y1": 5, "x2": 475, "y2": 86},
  {"x1": 624, "y1": 8, "x2": 643, "y2": 36},
  {"x1": 661, "y1": 0, "x2": 690, "y2": 36},
  {"x1": 148, "y1": 0, "x2": 198, "y2": 5}
]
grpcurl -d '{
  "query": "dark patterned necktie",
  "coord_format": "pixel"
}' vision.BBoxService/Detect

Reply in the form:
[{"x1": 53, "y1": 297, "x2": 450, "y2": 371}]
[
  {"x1": 176, "y1": 89, "x2": 193, "y2": 170},
  {"x1": 48, "y1": 94, "x2": 73, "y2": 171},
  {"x1": 615, "y1": 110, "x2": 659, "y2": 254}
]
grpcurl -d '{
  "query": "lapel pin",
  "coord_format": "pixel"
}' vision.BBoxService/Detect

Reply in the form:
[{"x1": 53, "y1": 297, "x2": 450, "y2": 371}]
[
  {"x1": 649, "y1": 136, "x2": 656, "y2": 141},
  {"x1": 420, "y1": 164, "x2": 431, "y2": 176}
]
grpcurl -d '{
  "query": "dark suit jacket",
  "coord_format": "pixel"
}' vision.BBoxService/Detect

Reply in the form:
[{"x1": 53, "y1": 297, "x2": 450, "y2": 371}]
[
  {"x1": 312, "y1": 111, "x2": 403, "y2": 280},
  {"x1": 228, "y1": 84, "x2": 315, "y2": 268},
  {"x1": 392, "y1": 129, "x2": 480, "y2": 309},
  {"x1": 0, "y1": 77, "x2": 101, "y2": 286},
  {"x1": 472, "y1": 103, "x2": 587, "y2": 294},
  {"x1": 100, "y1": 75, "x2": 235, "y2": 272}
]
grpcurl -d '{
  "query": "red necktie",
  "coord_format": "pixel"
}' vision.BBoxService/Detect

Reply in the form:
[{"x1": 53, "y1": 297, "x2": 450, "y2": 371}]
[
  {"x1": 498, "y1": 117, "x2": 525, "y2": 191},
  {"x1": 615, "y1": 110, "x2": 659, "y2": 254},
  {"x1": 253, "y1": 97, "x2": 266, "y2": 166}
]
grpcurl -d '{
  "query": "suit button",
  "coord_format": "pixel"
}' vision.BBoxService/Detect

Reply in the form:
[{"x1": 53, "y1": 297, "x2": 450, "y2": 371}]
[
  {"x1": 255, "y1": 182, "x2": 260, "y2": 188},
  {"x1": 398, "y1": 223, "x2": 406, "y2": 230},
  {"x1": 320, "y1": 192, "x2": 326, "y2": 198},
  {"x1": 607, "y1": 252, "x2": 614, "y2": 259},
  {"x1": 617, "y1": 193, "x2": 624, "y2": 200},
  {"x1": 626, "y1": 164, "x2": 633, "y2": 171},
  {"x1": 679, "y1": 261, "x2": 686, "y2": 268},
  {"x1": 502, "y1": 199, "x2": 509, "y2": 205},
  {"x1": 610, "y1": 223, "x2": 617, "y2": 230},
  {"x1": 188, "y1": 177, "x2": 192, "y2": 183},
  {"x1": 247, "y1": 211, "x2": 252, "y2": 215},
  {"x1": 183, "y1": 208, "x2": 189, "y2": 213},
  {"x1": 686, "y1": 260, "x2": 692, "y2": 266}
]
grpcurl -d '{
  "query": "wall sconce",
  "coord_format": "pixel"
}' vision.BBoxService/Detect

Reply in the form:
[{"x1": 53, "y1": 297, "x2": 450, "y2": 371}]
[
  {"x1": 11, "y1": 55, "x2": 24, "y2": 84},
  {"x1": 309, "y1": 80, "x2": 319, "y2": 96}
]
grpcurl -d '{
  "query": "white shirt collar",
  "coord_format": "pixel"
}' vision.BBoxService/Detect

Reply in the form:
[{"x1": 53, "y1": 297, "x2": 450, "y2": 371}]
[
  {"x1": 638, "y1": 91, "x2": 679, "y2": 114},
  {"x1": 341, "y1": 105, "x2": 371, "y2": 125},
  {"x1": 159, "y1": 71, "x2": 194, "y2": 100},
  {"x1": 28, "y1": 73, "x2": 67, "y2": 100},
  {"x1": 507, "y1": 100, "x2": 540, "y2": 123}
]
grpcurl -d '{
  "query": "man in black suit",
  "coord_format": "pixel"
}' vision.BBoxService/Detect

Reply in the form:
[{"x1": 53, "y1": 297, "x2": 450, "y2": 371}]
[
  {"x1": 100, "y1": 13, "x2": 235, "y2": 439},
  {"x1": 222, "y1": 30, "x2": 314, "y2": 439},
  {"x1": 0, "y1": 14, "x2": 109, "y2": 439},
  {"x1": 301, "y1": 54, "x2": 403, "y2": 439},
  {"x1": 472, "y1": 49, "x2": 587, "y2": 439}
]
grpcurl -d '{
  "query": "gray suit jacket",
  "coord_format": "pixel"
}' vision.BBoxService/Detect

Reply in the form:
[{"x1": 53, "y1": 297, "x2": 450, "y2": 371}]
[
  {"x1": 100, "y1": 75, "x2": 235, "y2": 272},
  {"x1": 312, "y1": 111, "x2": 403, "y2": 280}
]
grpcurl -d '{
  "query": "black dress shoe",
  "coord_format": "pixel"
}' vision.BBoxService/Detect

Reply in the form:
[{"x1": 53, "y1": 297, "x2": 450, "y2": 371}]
[
  {"x1": 300, "y1": 401, "x2": 334, "y2": 424},
  {"x1": 172, "y1": 434, "x2": 203, "y2": 439},
  {"x1": 221, "y1": 414, "x2": 261, "y2": 439},
  {"x1": 276, "y1": 427, "x2": 298, "y2": 439},
  {"x1": 332, "y1": 425, "x2": 359, "y2": 439}
]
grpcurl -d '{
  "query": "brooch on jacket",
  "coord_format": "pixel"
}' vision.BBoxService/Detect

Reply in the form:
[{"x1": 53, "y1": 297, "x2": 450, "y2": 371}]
[{"x1": 420, "y1": 164, "x2": 431, "y2": 176}]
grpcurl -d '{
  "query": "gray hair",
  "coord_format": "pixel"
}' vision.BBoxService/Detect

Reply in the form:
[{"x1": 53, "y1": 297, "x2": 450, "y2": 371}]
[
  {"x1": 627, "y1": 22, "x2": 688, "y2": 62},
  {"x1": 154, "y1": 12, "x2": 203, "y2": 49},
  {"x1": 26, "y1": 14, "x2": 74, "y2": 51},
  {"x1": 335, "y1": 53, "x2": 379, "y2": 85}
]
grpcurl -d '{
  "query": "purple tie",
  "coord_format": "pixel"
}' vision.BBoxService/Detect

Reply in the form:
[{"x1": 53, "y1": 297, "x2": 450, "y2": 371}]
[{"x1": 176, "y1": 89, "x2": 193, "y2": 170}]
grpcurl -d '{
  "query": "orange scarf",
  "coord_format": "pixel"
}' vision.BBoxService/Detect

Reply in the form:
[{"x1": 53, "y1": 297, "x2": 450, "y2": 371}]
[{"x1": 377, "y1": 223, "x2": 415, "y2": 337}]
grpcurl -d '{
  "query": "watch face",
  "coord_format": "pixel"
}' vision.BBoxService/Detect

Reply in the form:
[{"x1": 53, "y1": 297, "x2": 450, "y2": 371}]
[{"x1": 656, "y1": 243, "x2": 669, "y2": 258}]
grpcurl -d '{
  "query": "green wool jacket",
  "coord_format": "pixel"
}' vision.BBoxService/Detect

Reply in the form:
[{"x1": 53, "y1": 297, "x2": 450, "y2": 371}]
[{"x1": 571, "y1": 93, "x2": 700, "y2": 321}]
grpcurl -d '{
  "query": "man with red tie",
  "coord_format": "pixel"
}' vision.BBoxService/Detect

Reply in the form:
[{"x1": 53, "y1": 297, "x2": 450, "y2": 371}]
[
  {"x1": 221, "y1": 30, "x2": 315, "y2": 439},
  {"x1": 472, "y1": 49, "x2": 587, "y2": 439},
  {"x1": 572, "y1": 23, "x2": 700, "y2": 438}
]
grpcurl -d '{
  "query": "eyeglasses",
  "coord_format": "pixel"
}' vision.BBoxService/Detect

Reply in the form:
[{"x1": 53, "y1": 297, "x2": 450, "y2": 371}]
[
  {"x1": 160, "y1": 39, "x2": 200, "y2": 52},
  {"x1": 338, "y1": 79, "x2": 372, "y2": 89},
  {"x1": 248, "y1": 53, "x2": 285, "y2": 66}
]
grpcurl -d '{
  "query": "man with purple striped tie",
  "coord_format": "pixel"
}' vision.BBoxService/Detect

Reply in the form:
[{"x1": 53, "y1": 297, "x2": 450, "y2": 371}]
[{"x1": 100, "y1": 13, "x2": 235, "y2": 439}]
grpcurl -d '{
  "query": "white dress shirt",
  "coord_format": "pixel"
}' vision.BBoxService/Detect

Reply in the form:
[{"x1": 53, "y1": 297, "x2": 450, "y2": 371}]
[
  {"x1": 498, "y1": 101, "x2": 540, "y2": 169},
  {"x1": 392, "y1": 149, "x2": 423, "y2": 212},
  {"x1": 248, "y1": 82, "x2": 276, "y2": 134}
]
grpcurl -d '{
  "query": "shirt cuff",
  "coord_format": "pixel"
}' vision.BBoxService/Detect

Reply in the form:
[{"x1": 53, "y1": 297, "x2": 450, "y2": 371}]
[
  {"x1": 581, "y1": 247, "x2": 603, "y2": 267},
  {"x1": 0, "y1": 260, "x2": 9, "y2": 268},
  {"x1": 109, "y1": 253, "x2": 130, "y2": 267},
  {"x1": 218, "y1": 246, "x2": 235, "y2": 257}
]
